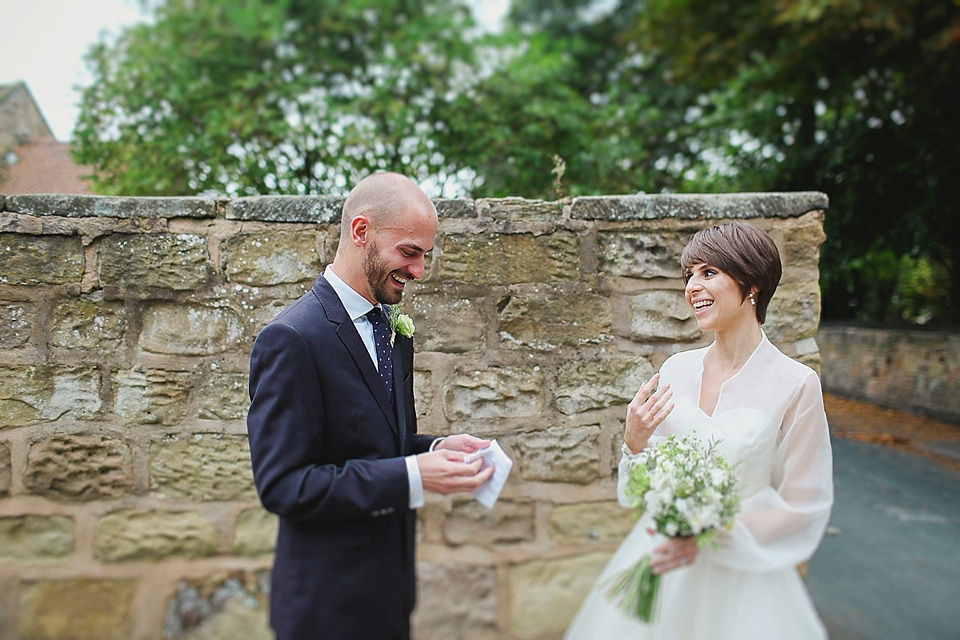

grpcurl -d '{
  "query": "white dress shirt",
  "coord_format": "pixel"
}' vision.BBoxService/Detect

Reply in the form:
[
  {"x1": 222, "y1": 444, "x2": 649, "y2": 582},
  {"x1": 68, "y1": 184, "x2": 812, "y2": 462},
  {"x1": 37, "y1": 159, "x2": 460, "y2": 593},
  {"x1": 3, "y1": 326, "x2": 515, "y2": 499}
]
[{"x1": 323, "y1": 268, "x2": 425, "y2": 509}]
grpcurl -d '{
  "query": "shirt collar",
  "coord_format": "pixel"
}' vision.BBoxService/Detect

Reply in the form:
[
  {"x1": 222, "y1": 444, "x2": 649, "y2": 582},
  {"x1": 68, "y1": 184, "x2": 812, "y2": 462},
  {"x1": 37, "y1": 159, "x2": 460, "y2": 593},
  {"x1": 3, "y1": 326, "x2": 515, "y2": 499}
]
[{"x1": 323, "y1": 267, "x2": 380, "y2": 322}]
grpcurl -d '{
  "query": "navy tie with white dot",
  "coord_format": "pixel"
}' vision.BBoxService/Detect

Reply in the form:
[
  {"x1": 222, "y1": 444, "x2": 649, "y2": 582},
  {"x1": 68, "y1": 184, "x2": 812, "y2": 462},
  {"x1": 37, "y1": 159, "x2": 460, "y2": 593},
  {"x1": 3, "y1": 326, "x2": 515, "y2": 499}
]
[{"x1": 366, "y1": 307, "x2": 394, "y2": 400}]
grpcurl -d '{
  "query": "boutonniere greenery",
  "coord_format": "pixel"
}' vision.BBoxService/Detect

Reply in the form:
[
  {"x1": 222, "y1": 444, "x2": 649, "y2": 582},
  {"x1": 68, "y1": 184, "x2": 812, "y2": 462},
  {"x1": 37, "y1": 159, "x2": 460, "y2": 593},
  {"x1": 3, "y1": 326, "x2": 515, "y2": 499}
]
[{"x1": 388, "y1": 305, "x2": 415, "y2": 346}]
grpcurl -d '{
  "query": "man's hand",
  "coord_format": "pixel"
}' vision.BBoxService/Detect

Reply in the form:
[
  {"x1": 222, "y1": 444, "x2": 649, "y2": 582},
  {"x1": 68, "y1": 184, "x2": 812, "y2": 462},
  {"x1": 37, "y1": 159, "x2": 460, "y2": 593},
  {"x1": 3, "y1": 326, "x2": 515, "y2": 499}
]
[
  {"x1": 434, "y1": 433, "x2": 490, "y2": 454},
  {"x1": 417, "y1": 449, "x2": 494, "y2": 495}
]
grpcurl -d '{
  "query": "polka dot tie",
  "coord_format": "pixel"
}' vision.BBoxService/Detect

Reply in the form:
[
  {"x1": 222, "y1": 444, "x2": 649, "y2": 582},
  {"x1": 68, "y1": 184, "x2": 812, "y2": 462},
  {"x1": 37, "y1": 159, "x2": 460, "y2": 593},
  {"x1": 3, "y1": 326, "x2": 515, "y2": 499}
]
[{"x1": 366, "y1": 307, "x2": 394, "y2": 400}]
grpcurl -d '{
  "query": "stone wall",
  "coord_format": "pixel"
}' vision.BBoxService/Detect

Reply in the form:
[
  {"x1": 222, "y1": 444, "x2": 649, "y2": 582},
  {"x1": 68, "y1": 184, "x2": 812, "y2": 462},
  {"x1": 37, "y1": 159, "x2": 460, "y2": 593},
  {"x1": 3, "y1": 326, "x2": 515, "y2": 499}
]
[
  {"x1": 817, "y1": 324, "x2": 960, "y2": 425},
  {"x1": 0, "y1": 191, "x2": 827, "y2": 640}
]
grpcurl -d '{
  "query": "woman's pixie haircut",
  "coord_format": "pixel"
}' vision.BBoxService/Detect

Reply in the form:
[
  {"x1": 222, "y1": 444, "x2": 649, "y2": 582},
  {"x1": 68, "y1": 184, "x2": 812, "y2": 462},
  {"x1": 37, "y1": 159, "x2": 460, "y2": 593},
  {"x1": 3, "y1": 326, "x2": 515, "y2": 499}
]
[{"x1": 680, "y1": 221, "x2": 782, "y2": 324}]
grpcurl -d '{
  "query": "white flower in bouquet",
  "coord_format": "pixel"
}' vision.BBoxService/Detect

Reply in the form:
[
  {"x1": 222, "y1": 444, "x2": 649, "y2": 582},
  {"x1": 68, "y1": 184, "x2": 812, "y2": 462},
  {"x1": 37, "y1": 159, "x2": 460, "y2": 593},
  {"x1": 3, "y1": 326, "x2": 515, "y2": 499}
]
[{"x1": 605, "y1": 435, "x2": 740, "y2": 622}]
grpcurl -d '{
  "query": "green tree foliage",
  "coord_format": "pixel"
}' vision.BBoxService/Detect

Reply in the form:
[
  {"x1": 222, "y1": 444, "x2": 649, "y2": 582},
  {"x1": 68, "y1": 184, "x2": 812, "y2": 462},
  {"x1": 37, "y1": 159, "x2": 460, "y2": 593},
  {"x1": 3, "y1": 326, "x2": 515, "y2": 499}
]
[
  {"x1": 434, "y1": 0, "x2": 704, "y2": 198},
  {"x1": 73, "y1": 0, "x2": 959, "y2": 323},
  {"x1": 73, "y1": 0, "x2": 477, "y2": 196},
  {"x1": 616, "y1": 0, "x2": 960, "y2": 323}
]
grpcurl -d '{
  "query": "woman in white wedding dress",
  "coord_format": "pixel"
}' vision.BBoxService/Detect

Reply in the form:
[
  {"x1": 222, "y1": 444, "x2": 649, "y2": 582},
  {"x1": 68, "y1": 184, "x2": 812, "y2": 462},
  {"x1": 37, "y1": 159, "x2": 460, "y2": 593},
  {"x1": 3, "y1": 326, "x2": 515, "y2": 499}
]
[{"x1": 566, "y1": 221, "x2": 833, "y2": 640}]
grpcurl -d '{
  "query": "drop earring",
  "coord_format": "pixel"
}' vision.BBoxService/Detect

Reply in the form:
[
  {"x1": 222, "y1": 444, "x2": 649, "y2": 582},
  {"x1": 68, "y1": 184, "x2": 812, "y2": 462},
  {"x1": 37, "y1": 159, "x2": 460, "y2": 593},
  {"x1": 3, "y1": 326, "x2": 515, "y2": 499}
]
[{"x1": 749, "y1": 293, "x2": 756, "y2": 306}]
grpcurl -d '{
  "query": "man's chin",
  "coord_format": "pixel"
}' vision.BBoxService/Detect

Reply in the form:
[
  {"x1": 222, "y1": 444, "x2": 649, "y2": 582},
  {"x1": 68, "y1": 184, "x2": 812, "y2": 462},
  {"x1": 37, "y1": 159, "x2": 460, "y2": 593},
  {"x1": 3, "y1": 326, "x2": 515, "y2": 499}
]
[{"x1": 375, "y1": 289, "x2": 403, "y2": 306}]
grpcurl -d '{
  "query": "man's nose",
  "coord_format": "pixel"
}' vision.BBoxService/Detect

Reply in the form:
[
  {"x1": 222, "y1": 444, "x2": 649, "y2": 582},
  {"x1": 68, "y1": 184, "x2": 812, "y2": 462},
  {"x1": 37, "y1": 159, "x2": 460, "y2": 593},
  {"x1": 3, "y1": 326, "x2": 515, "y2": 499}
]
[{"x1": 408, "y1": 257, "x2": 425, "y2": 280}]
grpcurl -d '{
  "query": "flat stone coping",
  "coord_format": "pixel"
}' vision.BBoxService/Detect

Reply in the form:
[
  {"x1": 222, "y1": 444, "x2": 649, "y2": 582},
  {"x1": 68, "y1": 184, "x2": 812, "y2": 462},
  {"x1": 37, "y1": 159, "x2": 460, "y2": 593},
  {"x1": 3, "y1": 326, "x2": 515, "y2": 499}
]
[{"x1": 1, "y1": 191, "x2": 828, "y2": 222}]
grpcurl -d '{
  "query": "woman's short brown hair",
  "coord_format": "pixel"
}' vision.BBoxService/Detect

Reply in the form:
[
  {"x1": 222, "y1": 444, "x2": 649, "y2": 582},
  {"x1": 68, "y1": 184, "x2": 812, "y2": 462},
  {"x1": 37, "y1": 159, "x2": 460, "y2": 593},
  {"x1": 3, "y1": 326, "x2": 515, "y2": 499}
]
[{"x1": 680, "y1": 221, "x2": 782, "y2": 324}]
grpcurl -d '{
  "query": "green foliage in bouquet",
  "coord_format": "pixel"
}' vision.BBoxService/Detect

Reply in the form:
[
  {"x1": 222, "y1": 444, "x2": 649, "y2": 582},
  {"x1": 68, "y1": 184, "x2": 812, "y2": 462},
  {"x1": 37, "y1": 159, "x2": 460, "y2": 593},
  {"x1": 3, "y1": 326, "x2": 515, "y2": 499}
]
[{"x1": 606, "y1": 435, "x2": 740, "y2": 622}]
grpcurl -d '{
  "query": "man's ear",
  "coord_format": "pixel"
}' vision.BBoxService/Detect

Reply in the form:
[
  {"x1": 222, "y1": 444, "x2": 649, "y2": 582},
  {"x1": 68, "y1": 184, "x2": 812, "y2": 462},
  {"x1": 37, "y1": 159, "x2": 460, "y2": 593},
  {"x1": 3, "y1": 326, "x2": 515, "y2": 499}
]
[{"x1": 350, "y1": 214, "x2": 370, "y2": 247}]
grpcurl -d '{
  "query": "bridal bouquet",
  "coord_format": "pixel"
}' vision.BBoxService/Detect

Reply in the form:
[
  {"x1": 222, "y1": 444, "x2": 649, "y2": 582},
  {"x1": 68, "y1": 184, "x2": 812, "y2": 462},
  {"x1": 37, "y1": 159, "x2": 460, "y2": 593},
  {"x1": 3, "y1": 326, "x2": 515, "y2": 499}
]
[{"x1": 605, "y1": 435, "x2": 740, "y2": 622}]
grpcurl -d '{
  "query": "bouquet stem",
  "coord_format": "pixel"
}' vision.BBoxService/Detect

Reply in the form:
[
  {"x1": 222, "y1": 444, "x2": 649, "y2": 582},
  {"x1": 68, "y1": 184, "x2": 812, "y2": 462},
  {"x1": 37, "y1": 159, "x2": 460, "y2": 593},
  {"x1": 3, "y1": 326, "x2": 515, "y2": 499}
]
[{"x1": 604, "y1": 554, "x2": 661, "y2": 623}]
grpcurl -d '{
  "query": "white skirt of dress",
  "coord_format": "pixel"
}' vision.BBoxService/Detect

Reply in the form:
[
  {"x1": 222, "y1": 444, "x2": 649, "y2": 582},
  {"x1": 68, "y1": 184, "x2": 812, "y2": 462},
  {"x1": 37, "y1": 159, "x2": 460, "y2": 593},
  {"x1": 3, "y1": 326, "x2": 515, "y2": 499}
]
[{"x1": 564, "y1": 517, "x2": 828, "y2": 640}]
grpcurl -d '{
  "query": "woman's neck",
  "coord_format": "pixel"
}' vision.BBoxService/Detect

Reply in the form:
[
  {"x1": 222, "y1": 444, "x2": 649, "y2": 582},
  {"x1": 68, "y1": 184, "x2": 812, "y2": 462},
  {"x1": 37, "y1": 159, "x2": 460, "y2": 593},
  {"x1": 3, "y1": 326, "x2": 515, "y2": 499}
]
[{"x1": 708, "y1": 322, "x2": 763, "y2": 375}]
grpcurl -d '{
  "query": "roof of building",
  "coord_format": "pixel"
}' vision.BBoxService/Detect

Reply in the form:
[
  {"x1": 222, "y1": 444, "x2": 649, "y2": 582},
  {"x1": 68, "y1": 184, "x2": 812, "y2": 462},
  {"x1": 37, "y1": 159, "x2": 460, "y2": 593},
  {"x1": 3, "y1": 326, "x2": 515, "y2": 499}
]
[
  {"x1": 0, "y1": 81, "x2": 55, "y2": 141},
  {"x1": 1, "y1": 136, "x2": 93, "y2": 195}
]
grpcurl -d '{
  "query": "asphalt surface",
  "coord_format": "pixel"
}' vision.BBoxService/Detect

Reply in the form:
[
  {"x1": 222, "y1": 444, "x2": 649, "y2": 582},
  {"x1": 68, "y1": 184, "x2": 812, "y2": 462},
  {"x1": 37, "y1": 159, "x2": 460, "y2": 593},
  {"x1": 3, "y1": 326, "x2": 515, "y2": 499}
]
[{"x1": 805, "y1": 436, "x2": 960, "y2": 640}]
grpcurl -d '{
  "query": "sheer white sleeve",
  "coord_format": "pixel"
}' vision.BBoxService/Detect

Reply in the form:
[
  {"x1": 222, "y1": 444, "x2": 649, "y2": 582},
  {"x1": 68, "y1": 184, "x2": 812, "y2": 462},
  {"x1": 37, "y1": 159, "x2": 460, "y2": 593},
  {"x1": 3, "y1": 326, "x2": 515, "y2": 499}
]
[
  {"x1": 617, "y1": 434, "x2": 668, "y2": 507},
  {"x1": 709, "y1": 371, "x2": 834, "y2": 572}
]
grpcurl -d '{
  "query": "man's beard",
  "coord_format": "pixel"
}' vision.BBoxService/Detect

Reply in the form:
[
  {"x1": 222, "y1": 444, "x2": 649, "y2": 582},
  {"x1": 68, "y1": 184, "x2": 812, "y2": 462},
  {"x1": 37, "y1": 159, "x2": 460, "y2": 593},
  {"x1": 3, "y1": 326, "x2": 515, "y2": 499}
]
[{"x1": 362, "y1": 241, "x2": 403, "y2": 305}]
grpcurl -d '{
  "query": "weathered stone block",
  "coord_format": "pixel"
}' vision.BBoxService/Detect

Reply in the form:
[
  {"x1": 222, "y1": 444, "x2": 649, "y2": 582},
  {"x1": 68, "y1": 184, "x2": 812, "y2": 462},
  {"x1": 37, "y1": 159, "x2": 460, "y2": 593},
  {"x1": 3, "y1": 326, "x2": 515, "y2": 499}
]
[
  {"x1": 630, "y1": 290, "x2": 700, "y2": 341},
  {"x1": 150, "y1": 434, "x2": 256, "y2": 501},
  {"x1": 113, "y1": 368, "x2": 191, "y2": 425},
  {"x1": 225, "y1": 195, "x2": 343, "y2": 222},
  {"x1": 444, "y1": 366, "x2": 544, "y2": 421},
  {"x1": 0, "y1": 441, "x2": 10, "y2": 495},
  {"x1": 442, "y1": 500, "x2": 535, "y2": 547},
  {"x1": 514, "y1": 425, "x2": 601, "y2": 484},
  {"x1": 548, "y1": 502, "x2": 636, "y2": 545},
  {"x1": 434, "y1": 198, "x2": 477, "y2": 219},
  {"x1": 221, "y1": 231, "x2": 323, "y2": 286},
  {"x1": 570, "y1": 192, "x2": 828, "y2": 221},
  {"x1": 233, "y1": 508, "x2": 278, "y2": 557},
  {"x1": 94, "y1": 509, "x2": 219, "y2": 561},
  {"x1": 140, "y1": 302, "x2": 243, "y2": 355},
  {"x1": 198, "y1": 372, "x2": 249, "y2": 420},
  {"x1": 414, "y1": 369, "x2": 433, "y2": 418},
  {"x1": 555, "y1": 357, "x2": 654, "y2": 415},
  {"x1": 164, "y1": 570, "x2": 272, "y2": 640},
  {"x1": 24, "y1": 434, "x2": 133, "y2": 501},
  {"x1": 409, "y1": 292, "x2": 486, "y2": 353},
  {"x1": 764, "y1": 282, "x2": 822, "y2": 343},
  {"x1": 777, "y1": 214, "x2": 826, "y2": 274},
  {"x1": 0, "y1": 515, "x2": 75, "y2": 560},
  {"x1": 18, "y1": 578, "x2": 135, "y2": 640},
  {"x1": 99, "y1": 233, "x2": 208, "y2": 289},
  {"x1": 498, "y1": 290, "x2": 612, "y2": 349},
  {"x1": 508, "y1": 552, "x2": 611, "y2": 638},
  {"x1": 7, "y1": 194, "x2": 215, "y2": 218},
  {"x1": 0, "y1": 303, "x2": 30, "y2": 348},
  {"x1": 242, "y1": 297, "x2": 296, "y2": 336},
  {"x1": 413, "y1": 562, "x2": 497, "y2": 640},
  {"x1": 440, "y1": 232, "x2": 579, "y2": 284},
  {"x1": 49, "y1": 297, "x2": 126, "y2": 349},
  {"x1": 485, "y1": 197, "x2": 562, "y2": 220},
  {"x1": 0, "y1": 366, "x2": 101, "y2": 429},
  {"x1": 598, "y1": 229, "x2": 689, "y2": 278},
  {"x1": 0, "y1": 233, "x2": 83, "y2": 285}
]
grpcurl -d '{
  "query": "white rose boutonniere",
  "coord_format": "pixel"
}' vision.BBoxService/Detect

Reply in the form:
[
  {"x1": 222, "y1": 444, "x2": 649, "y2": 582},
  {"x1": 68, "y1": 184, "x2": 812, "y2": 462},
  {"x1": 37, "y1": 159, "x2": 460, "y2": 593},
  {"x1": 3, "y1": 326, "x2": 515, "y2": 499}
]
[{"x1": 388, "y1": 305, "x2": 415, "y2": 347}]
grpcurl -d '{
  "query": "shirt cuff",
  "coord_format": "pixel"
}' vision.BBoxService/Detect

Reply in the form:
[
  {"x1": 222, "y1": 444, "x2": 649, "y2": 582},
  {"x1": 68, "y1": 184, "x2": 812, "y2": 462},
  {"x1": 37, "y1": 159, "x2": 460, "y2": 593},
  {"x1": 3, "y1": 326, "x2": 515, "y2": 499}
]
[
  {"x1": 406, "y1": 454, "x2": 424, "y2": 509},
  {"x1": 429, "y1": 437, "x2": 445, "y2": 451}
]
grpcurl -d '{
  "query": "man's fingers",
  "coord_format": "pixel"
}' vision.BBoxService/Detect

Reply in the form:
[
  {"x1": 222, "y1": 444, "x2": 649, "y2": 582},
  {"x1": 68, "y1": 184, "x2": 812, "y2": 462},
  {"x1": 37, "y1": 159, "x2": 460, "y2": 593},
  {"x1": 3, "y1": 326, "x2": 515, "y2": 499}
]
[
  {"x1": 459, "y1": 457, "x2": 484, "y2": 474},
  {"x1": 441, "y1": 433, "x2": 491, "y2": 453},
  {"x1": 461, "y1": 464, "x2": 494, "y2": 490},
  {"x1": 420, "y1": 450, "x2": 494, "y2": 495}
]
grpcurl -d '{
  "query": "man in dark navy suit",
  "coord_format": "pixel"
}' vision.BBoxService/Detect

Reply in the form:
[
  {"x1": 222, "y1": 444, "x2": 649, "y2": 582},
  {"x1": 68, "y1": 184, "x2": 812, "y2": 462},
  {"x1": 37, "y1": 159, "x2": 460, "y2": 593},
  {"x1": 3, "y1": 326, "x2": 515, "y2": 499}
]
[{"x1": 247, "y1": 172, "x2": 493, "y2": 640}]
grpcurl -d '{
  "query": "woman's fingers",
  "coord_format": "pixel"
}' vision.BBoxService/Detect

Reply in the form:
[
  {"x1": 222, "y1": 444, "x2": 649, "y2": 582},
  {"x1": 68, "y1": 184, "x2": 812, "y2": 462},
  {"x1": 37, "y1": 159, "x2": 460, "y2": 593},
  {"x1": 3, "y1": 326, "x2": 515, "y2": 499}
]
[
  {"x1": 651, "y1": 536, "x2": 699, "y2": 574},
  {"x1": 625, "y1": 373, "x2": 675, "y2": 452},
  {"x1": 631, "y1": 372, "x2": 659, "y2": 404}
]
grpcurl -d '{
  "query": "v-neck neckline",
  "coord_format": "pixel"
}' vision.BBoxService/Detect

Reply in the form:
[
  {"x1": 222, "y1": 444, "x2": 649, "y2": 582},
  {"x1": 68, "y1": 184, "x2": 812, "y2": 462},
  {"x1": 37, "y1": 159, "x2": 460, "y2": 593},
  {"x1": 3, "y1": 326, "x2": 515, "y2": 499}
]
[{"x1": 696, "y1": 335, "x2": 765, "y2": 417}]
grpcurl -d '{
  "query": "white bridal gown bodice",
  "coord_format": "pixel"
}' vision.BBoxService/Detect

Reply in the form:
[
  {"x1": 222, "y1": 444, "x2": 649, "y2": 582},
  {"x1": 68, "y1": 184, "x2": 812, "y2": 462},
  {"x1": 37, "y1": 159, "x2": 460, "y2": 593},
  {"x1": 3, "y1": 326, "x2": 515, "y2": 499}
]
[{"x1": 565, "y1": 334, "x2": 834, "y2": 640}]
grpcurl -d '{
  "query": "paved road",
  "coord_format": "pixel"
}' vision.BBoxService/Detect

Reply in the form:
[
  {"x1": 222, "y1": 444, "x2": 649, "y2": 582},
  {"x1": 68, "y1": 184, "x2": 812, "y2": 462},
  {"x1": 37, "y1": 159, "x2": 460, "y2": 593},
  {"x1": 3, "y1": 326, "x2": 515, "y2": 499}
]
[{"x1": 806, "y1": 437, "x2": 960, "y2": 640}]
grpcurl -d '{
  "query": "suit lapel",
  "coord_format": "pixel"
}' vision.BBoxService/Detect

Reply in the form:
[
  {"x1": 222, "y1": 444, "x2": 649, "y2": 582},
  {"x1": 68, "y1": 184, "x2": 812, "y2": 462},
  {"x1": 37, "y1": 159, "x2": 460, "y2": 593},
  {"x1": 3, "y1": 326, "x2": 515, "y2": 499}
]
[
  {"x1": 312, "y1": 278, "x2": 400, "y2": 443},
  {"x1": 391, "y1": 331, "x2": 408, "y2": 455}
]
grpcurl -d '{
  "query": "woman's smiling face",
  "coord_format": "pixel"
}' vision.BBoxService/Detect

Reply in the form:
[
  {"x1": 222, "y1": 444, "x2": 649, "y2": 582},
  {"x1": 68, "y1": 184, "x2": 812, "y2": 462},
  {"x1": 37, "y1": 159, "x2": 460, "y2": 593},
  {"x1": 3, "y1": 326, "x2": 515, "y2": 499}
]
[{"x1": 683, "y1": 262, "x2": 754, "y2": 332}]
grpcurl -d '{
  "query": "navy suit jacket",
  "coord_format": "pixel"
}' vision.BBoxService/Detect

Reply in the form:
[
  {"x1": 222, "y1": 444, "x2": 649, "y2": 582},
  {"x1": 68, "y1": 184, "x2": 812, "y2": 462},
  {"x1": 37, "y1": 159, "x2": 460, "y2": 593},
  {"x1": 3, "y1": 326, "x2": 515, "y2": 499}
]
[{"x1": 247, "y1": 276, "x2": 434, "y2": 639}]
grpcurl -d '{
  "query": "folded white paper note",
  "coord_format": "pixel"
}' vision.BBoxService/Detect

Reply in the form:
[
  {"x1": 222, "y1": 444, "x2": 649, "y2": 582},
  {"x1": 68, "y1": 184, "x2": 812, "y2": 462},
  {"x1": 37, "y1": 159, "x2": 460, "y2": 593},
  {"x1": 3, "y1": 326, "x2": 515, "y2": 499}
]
[{"x1": 463, "y1": 439, "x2": 513, "y2": 509}]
